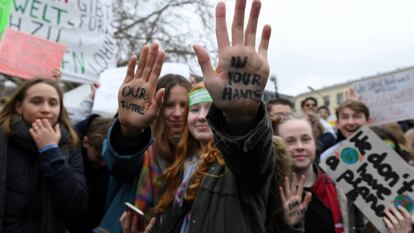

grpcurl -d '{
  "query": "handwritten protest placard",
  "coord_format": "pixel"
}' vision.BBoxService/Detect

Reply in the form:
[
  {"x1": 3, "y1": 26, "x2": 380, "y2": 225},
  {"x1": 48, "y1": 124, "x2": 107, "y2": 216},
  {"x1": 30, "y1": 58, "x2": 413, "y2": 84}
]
[
  {"x1": 0, "y1": 28, "x2": 65, "y2": 79},
  {"x1": 352, "y1": 68, "x2": 414, "y2": 125},
  {"x1": 2, "y1": 0, "x2": 116, "y2": 83},
  {"x1": 320, "y1": 126, "x2": 414, "y2": 233}
]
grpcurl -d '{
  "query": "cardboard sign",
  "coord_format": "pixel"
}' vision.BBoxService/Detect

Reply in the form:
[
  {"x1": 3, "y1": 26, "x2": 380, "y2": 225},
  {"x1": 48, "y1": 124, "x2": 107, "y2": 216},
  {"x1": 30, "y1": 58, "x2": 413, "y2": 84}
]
[
  {"x1": 0, "y1": 28, "x2": 65, "y2": 79},
  {"x1": 352, "y1": 69, "x2": 414, "y2": 125},
  {"x1": 320, "y1": 126, "x2": 414, "y2": 233},
  {"x1": 4, "y1": 0, "x2": 116, "y2": 83}
]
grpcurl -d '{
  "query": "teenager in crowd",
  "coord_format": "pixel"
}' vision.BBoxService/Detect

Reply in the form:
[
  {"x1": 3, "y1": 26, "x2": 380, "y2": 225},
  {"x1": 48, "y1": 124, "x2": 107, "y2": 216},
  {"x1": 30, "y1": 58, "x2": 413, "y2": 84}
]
[
  {"x1": 317, "y1": 105, "x2": 330, "y2": 121},
  {"x1": 320, "y1": 99, "x2": 372, "y2": 161},
  {"x1": 278, "y1": 114, "x2": 413, "y2": 233},
  {"x1": 121, "y1": 0, "x2": 305, "y2": 232},
  {"x1": 0, "y1": 78, "x2": 88, "y2": 233},
  {"x1": 93, "y1": 43, "x2": 192, "y2": 233},
  {"x1": 66, "y1": 115, "x2": 112, "y2": 233}
]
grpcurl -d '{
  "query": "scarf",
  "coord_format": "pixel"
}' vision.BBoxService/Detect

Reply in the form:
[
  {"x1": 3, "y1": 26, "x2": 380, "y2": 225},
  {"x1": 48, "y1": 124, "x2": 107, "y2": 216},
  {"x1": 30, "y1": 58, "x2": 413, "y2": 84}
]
[
  {"x1": 312, "y1": 171, "x2": 344, "y2": 233},
  {"x1": 0, "y1": 117, "x2": 72, "y2": 233},
  {"x1": 134, "y1": 145, "x2": 166, "y2": 221}
]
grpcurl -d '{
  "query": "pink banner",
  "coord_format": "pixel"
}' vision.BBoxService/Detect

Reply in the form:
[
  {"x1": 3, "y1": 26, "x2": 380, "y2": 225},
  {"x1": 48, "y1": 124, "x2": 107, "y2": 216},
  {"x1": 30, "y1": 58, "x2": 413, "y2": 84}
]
[{"x1": 0, "y1": 28, "x2": 66, "y2": 79}]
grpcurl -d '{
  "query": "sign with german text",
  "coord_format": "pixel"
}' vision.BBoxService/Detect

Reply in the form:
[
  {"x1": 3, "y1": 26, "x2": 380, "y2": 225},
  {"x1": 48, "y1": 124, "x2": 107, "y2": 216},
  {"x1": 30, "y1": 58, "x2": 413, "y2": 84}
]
[
  {"x1": 2, "y1": 0, "x2": 116, "y2": 83},
  {"x1": 352, "y1": 68, "x2": 414, "y2": 125},
  {"x1": 0, "y1": 28, "x2": 65, "y2": 79},
  {"x1": 320, "y1": 126, "x2": 414, "y2": 233}
]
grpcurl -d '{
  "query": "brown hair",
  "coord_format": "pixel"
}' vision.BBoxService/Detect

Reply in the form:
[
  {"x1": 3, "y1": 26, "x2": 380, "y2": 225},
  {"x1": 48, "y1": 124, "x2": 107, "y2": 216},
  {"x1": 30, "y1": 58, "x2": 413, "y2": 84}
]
[
  {"x1": 0, "y1": 78, "x2": 79, "y2": 148},
  {"x1": 86, "y1": 116, "x2": 112, "y2": 152},
  {"x1": 335, "y1": 99, "x2": 370, "y2": 120},
  {"x1": 154, "y1": 74, "x2": 191, "y2": 162},
  {"x1": 156, "y1": 82, "x2": 208, "y2": 213},
  {"x1": 266, "y1": 98, "x2": 294, "y2": 113}
]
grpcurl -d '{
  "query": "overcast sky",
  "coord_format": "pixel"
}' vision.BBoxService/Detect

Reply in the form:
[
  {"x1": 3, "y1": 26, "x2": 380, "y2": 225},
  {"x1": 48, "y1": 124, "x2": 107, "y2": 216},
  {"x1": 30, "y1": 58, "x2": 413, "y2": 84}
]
[{"x1": 223, "y1": 0, "x2": 414, "y2": 96}]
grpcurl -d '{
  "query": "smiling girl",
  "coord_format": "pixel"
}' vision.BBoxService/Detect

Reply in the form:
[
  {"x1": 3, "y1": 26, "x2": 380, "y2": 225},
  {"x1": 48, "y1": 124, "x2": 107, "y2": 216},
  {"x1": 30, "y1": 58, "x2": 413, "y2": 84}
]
[{"x1": 0, "y1": 78, "x2": 87, "y2": 233}]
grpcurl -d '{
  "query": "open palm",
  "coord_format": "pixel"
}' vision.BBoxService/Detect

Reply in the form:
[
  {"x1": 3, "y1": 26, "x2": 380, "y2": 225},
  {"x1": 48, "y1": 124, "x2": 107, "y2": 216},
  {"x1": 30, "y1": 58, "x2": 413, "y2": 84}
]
[
  {"x1": 117, "y1": 44, "x2": 165, "y2": 137},
  {"x1": 194, "y1": 0, "x2": 271, "y2": 117}
]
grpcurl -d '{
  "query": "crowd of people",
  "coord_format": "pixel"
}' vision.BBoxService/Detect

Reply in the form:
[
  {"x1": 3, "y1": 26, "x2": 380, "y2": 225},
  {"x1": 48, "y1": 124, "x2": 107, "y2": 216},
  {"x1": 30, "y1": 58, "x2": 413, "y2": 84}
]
[{"x1": 0, "y1": 0, "x2": 413, "y2": 233}]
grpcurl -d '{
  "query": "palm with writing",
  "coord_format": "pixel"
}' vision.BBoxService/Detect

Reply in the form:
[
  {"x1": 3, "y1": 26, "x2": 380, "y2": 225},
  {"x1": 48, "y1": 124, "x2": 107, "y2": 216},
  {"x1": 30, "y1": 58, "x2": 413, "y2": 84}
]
[
  {"x1": 118, "y1": 44, "x2": 165, "y2": 138},
  {"x1": 193, "y1": 0, "x2": 271, "y2": 120},
  {"x1": 280, "y1": 174, "x2": 312, "y2": 227}
]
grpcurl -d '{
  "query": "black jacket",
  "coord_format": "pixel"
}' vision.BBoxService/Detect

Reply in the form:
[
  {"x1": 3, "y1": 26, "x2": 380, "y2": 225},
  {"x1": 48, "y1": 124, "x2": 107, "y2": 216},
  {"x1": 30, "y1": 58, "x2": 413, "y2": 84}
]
[{"x1": 0, "y1": 125, "x2": 88, "y2": 233}]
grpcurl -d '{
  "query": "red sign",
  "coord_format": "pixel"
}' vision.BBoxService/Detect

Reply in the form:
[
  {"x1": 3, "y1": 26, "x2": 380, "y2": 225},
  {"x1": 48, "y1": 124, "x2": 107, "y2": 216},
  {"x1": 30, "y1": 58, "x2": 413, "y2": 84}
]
[{"x1": 0, "y1": 28, "x2": 66, "y2": 79}]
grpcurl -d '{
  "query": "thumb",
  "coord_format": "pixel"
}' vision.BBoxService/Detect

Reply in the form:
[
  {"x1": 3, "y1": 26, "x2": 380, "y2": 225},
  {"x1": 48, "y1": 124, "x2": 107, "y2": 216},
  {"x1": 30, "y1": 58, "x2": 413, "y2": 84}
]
[
  {"x1": 150, "y1": 88, "x2": 165, "y2": 117},
  {"x1": 193, "y1": 44, "x2": 215, "y2": 81},
  {"x1": 54, "y1": 123, "x2": 61, "y2": 141}
]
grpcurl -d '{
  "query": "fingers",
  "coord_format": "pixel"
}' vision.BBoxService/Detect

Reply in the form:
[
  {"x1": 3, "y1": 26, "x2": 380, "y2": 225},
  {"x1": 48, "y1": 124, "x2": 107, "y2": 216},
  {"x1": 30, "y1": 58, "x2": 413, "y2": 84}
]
[
  {"x1": 131, "y1": 215, "x2": 139, "y2": 232},
  {"x1": 215, "y1": 2, "x2": 230, "y2": 51},
  {"x1": 279, "y1": 186, "x2": 287, "y2": 205},
  {"x1": 384, "y1": 208, "x2": 400, "y2": 230},
  {"x1": 148, "y1": 50, "x2": 165, "y2": 88},
  {"x1": 54, "y1": 123, "x2": 61, "y2": 140},
  {"x1": 149, "y1": 88, "x2": 165, "y2": 117},
  {"x1": 141, "y1": 43, "x2": 159, "y2": 82},
  {"x1": 302, "y1": 192, "x2": 312, "y2": 210},
  {"x1": 258, "y1": 24, "x2": 271, "y2": 58},
  {"x1": 144, "y1": 218, "x2": 156, "y2": 233},
  {"x1": 124, "y1": 55, "x2": 137, "y2": 84},
  {"x1": 193, "y1": 45, "x2": 215, "y2": 80},
  {"x1": 284, "y1": 176, "x2": 291, "y2": 198},
  {"x1": 384, "y1": 217, "x2": 395, "y2": 233},
  {"x1": 297, "y1": 175, "x2": 305, "y2": 197},
  {"x1": 244, "y1": 0, "x2": 261, "y2": 48},
  {"x1": 291, "y1": 173, "x2": 298, "y2": 195},
  {"x1": 231, "y1": 0, "x2": 246, "y2": 46},
  {"x1": 136, "y1": 45, "x2": 149, "y2": 79}
]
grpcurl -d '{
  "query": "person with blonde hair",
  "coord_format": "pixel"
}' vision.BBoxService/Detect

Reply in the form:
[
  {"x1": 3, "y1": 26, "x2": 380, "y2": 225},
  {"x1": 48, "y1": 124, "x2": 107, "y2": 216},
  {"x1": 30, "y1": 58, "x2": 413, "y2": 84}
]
[{"x1": 0, "y1": 78, "x2": 87, "y2": 233}]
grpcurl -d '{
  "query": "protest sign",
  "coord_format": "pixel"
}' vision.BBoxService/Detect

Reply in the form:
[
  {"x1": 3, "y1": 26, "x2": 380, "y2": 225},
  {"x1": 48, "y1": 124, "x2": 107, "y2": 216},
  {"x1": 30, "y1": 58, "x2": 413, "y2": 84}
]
[
  {"x1": 0, "y1": 0, "x2": 13, "y2": 37},
  {"x1": 320, "y1": 126, "x2": 414, "y2": 233},
  {"x1": 0, "y1": 28, "x2": 65, "y2": 79},
  {"x1": 3, "y1": 0, "x2": 116, "y2": 83},
  {"x1": 92, "y1": 62, "x2": 191, "y2": 117},
  {"x1": 352, "y1": 68, "x2": 414, "y2": 125}
]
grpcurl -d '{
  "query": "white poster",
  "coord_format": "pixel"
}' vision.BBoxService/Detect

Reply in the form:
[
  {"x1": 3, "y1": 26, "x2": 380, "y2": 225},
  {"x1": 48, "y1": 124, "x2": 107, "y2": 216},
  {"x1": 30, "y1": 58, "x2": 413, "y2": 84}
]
[
  {"x1": 6, "y1": 0, "x2": 117, "y2": 83},
  {"x1": 320, "y1": 126, "x2": 414, "y2": 233},
  {"x1": 352, "y1": 68, "x2": 414, "y2": 125}
]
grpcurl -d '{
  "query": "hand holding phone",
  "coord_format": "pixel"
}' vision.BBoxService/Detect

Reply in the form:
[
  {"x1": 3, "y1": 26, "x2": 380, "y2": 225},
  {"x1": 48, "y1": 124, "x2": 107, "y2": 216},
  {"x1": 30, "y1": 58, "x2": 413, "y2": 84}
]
[
  {"x1": 125, "y1": 202, "x2": 144, "y2": 217},
  {"x1": 124, "y1": 202, "x2": 145, "y2": 231}
]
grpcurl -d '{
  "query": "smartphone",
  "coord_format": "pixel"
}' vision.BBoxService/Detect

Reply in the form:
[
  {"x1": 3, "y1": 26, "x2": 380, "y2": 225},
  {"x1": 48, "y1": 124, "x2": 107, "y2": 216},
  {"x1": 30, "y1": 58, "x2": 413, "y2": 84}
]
[{"x1": 125, "y1": 202, "x2": 144, "y2": 218}]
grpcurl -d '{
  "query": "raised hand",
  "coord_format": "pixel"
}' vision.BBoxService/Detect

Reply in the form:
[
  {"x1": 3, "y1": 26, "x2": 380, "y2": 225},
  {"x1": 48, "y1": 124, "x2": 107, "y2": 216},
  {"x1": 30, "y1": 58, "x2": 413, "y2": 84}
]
[
  {"x1": 279, "y1": 174, "x2": 312, "y2": 227},
  {"x1": 117, "y1": 43, "x2": 165, "y2": 138},
  {"x1": 383, "y1": 206, "x2": 412, "y2": 233},
  {"x1": 29, "y1": 119, "x2": 61, "y2": 149},
  {"x1": 193, "y1": 0, "x2": 271, "y2": 123}
]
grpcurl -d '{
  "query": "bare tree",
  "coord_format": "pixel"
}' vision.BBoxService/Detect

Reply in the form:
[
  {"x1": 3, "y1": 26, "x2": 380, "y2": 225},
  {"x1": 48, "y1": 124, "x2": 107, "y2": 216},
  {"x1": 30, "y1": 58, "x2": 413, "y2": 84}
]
[{"x1": 114, "y1": 0, "x2": 216, "y2": 73}]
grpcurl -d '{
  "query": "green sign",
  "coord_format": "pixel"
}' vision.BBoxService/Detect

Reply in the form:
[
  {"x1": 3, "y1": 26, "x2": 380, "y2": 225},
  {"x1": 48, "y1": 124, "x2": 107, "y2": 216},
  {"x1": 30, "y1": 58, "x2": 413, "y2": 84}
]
[{"x1": 0, "y1": 0, "x2": 13, "y2": 38}]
